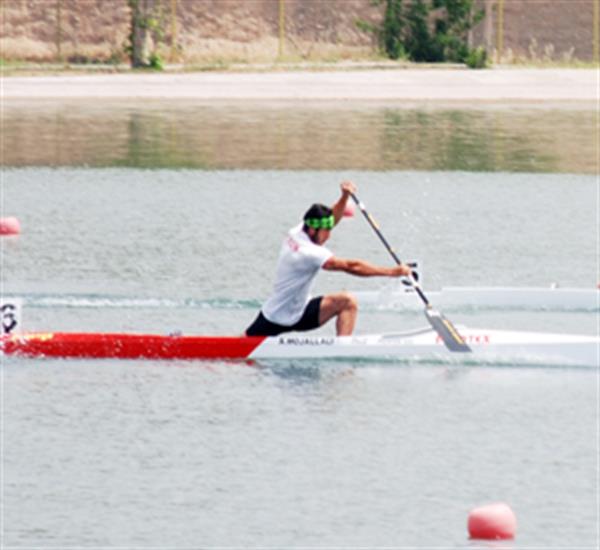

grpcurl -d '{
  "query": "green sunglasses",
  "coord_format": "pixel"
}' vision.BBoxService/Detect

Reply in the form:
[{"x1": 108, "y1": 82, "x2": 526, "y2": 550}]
[{"x1": 305, "y1": 215, "x2": 335, "y2": 230}]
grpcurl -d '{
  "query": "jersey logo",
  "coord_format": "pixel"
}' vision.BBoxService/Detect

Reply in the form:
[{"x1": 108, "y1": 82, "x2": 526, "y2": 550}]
[{"x1": 286, "y1": 236, "x2": 300, "y2": 252}]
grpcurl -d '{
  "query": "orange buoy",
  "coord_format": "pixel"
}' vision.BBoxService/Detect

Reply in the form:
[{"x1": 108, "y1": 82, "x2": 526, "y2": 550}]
[
  {"x1": 468, "y1": 502, "x2": 517, "y2": 540},
  {"x1": 0, "y1": 217, "x2": 20, "y2": 236}
]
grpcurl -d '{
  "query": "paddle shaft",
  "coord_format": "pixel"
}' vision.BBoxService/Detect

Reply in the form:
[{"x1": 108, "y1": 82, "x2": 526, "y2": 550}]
[
  {"x1": 349, "y1": 192, "x2": 471, "y2": 352},
  {"x1": 349, "y1": 193, "x2": 430, "y2": 307}
]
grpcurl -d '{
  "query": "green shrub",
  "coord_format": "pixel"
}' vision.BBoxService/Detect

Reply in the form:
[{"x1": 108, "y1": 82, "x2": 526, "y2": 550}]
[
  {"x1": 360, "y1": 0, "x2": 486, "y2": 67},
  {"x1": 465, "y1": 46, "x2": 488, "y2": 69},
  {"x1": 149, "y1": 53, "x2": 163, "y2": 70}
]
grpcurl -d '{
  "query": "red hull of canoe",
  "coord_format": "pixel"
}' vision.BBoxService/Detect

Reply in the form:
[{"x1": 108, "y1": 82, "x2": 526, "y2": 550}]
[{"x1": 1, "y1": 333, "x2": 266, "y2": 360}]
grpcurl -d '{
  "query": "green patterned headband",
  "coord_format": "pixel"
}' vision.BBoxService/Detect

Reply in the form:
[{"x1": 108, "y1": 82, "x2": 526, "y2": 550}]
[{"x1": 305, "y1": 215, "x2": 335, "y2": 230}]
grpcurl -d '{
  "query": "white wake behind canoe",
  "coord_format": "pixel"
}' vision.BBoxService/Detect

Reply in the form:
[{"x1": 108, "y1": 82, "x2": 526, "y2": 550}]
[{"x1": 352, "y1": 286, "x2": 600, "y2": 311}]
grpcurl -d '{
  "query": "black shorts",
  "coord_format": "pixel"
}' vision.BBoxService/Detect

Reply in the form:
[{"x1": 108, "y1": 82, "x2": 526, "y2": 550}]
[{"x1": 245, "y1": 297, "x2": 323, "y2": 337}]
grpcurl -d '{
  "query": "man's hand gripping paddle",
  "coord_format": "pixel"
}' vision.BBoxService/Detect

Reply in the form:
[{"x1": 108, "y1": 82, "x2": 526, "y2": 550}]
[{"x1": 350, "y1": 193, "x2": 471, "y2": 353}]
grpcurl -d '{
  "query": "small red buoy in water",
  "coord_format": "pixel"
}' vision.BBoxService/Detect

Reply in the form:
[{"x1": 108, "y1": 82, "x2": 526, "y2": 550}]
[
  {"x1": 0, "y1": 217, "x2": 20, "y2": 235},
  {"x1": 468, "y1": 502, "x2": 517, "y2": 540},
  {"x1": 343, "y1": 203, "x2": 355, "y2": 217}
]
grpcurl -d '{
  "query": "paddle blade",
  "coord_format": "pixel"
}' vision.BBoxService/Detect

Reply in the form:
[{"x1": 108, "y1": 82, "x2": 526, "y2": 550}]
[{"x1": 425, "y1": 309, "x2": 471, "y2": 352}]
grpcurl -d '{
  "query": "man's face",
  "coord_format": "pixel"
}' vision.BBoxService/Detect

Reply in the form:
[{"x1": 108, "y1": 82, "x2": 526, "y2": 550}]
[{"x1": 313, "y1": 228, "x2": 331, "y2": 245}]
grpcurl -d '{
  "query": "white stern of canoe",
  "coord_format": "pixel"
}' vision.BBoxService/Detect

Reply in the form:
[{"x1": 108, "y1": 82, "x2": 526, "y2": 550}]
[{"x1": 249, "y1": 326, "x2": 600, "y2": 366}]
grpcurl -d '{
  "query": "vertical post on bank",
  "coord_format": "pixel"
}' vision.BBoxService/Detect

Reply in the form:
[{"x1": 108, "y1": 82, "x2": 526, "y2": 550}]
[
  {"x1": 170, "y1": 0, "x2": 177, "y2": 61},
  {"x1": 483, "y1": 0, "x2": 494, "y2": 55},
  {"x1": 467, "y1": 3, "x2": 474, "y2": 48},
  {"x1": 55, "y1": 0, "x2": 62, "y2": 62},
  {"x1": 278, "y1": 0, "x2": 285, "y2": 59},
  {"x1": 593, "y1": 0, "x2": 599, "y2": 64},
  {"x1": 496, "y1": 0, "x2": 504, "y2": 61}
]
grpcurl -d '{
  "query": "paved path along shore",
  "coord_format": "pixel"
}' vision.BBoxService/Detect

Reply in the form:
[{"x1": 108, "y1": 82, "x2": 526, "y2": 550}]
[{"x1": 3, "y1": 68, "x2": 598, "y2": 103}]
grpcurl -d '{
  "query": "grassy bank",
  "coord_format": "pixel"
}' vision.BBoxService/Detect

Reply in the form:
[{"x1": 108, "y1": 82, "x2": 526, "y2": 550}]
[{"x1": 1, "y1": 57, "x2": 598, "y2": 77}]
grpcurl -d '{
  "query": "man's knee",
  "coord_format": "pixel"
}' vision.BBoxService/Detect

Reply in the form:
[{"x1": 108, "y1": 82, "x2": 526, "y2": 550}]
[
  {"x1": 319, "y1": 292, "x2": 357, "y2": 323},
  {"x1": 337, "y1": 291, "x2": 358, "y2": 312}
]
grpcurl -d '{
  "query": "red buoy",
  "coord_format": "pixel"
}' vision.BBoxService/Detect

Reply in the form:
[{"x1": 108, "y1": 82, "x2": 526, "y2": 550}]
[
  {"x1": 0, "y1": 217, "x2": 20, "y2": 235},
  {"x1": 468, "y1": 502, "x2": 517, "y2": 540}
]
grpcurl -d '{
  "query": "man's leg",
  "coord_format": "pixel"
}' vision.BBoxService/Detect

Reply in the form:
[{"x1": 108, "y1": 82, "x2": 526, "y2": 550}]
[{"x1": 319, "y1": 292, "x2": 358, "y2": 336}]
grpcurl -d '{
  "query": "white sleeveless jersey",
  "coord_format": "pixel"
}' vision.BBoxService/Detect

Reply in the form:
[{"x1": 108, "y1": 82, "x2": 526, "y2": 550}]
[{"x1": 262, "y1": 223, "x2": 333, "y2": 325}]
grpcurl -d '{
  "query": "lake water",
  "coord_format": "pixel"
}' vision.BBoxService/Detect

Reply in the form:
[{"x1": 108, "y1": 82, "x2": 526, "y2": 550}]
[
  {"x1": 1, "y1": 100, "x2": 598, "y2": 548},
  {"x1": 2, "y1": 101, "x2": 596, "y2": 173}
]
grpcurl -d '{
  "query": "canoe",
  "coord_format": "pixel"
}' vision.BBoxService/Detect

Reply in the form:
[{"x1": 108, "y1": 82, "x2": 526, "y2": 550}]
[{"x1": 2, "y1": 326, "x2": 598, "y2": 367}]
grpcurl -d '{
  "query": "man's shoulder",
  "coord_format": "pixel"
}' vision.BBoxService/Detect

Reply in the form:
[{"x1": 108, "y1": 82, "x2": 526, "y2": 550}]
[
  {"x1": 288, "y1": 224, "x2": 313, "y2": 249},
  {"x1": 288, "y1": 223, "x2": 305, "y2": 238}
]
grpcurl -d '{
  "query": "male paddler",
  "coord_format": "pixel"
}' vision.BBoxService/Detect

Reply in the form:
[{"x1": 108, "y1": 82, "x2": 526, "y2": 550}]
[{"x1": 245, "y1": 181, "x2": 412, "y2": 337}]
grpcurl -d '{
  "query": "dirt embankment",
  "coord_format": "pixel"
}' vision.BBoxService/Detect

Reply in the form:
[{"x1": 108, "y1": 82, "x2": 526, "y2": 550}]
[{"x1": 0, "y1": 0, "x2": 597, "y2": 64}]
